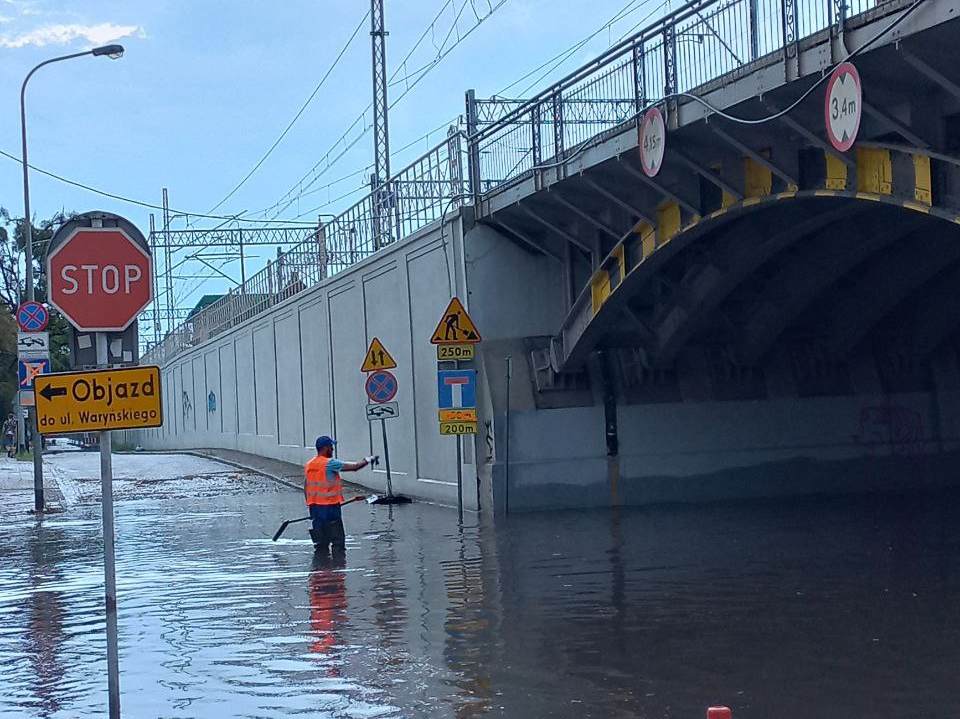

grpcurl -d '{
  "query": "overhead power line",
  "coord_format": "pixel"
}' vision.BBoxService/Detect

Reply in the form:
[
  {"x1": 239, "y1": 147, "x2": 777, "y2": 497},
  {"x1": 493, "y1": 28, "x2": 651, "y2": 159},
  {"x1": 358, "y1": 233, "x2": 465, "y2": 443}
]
[
  {"x1": 498, "y1": 0, "x2": 666, "y2": 98},
  {"x1": 0, "y1": 147, "x2": 311, "y2": 225},
  {"x1": 206, "y1": 8, "x2": 371, "y2": 215},
  {"x1": 261, "y1": 0, "x2": 513, "y2": 222}
]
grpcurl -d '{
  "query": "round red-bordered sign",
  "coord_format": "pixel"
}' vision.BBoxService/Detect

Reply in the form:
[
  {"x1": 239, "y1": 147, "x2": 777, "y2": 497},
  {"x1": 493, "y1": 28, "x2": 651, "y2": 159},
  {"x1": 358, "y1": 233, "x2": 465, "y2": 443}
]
[
  {"x1": 16, "y1": 301, "x2": 49, "y2": 332},
  {"x1": 365, "y1": 370, "x2": 398, "y2": 404},
  {"x1": 824, "y1": 61, "x2": 862, "y2": 153},
  {"x1": 639, "y1": 106, "x2": 666, "y2": 177}
]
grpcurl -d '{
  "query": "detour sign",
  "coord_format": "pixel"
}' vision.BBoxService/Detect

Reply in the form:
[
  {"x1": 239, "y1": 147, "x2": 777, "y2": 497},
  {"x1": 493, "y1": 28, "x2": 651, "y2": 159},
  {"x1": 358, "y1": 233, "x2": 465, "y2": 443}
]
[{"x1": 34, "y1": 366, "x2": 163, "y2": 434}]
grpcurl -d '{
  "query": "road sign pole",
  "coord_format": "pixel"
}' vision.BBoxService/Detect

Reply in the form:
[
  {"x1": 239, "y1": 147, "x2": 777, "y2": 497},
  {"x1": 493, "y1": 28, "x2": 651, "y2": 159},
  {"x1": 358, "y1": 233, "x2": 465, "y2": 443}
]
[
  {"x1": 505, "y1": 355, "x2": 511, "y2": 516},
  {"x1": 380, "y1": 418, "x2": 394, "y2": 497},
  {"x1": 455, "y1": 356, "x2": 463, "y2": 524},
  {"x1": 456, "y1": 434, "x2": 463, "y2": 524},
  {"x1": 30, "y1": 406, "x2": 42, "y2": 511},
  {"x1": 96, "y1": 331, "x2": 121, "y2": 719}
]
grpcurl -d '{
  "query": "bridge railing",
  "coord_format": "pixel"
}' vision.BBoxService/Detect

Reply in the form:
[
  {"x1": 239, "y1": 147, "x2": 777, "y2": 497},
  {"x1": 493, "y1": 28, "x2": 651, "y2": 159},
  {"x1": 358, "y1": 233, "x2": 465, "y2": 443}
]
[
  {"x1": 144, "y1": 129, "x2": 468, "y2": 366},
  {"x1": 469, "y1": 0, "x2": 878, "y2": 193},
  {"x1": 146, "y1": 0, "x2": 886, "y2": 367}
]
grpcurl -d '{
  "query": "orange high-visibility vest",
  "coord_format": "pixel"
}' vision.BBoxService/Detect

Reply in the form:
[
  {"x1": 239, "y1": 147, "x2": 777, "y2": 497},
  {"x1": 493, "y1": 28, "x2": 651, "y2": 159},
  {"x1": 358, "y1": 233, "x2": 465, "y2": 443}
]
[{"x1": 304, "y1": 455, "x2": 344, "y2": 506}]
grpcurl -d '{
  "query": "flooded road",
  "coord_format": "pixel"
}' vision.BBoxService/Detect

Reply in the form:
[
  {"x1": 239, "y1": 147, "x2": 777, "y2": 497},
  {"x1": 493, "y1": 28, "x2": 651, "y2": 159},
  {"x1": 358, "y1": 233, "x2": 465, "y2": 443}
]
[{"x1": 2, "y1": 452, "x2": 959, "y2": 718}]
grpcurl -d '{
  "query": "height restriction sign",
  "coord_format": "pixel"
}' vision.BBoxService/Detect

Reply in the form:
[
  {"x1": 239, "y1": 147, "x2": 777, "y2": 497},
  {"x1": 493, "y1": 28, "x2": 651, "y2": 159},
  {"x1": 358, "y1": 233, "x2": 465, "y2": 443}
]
[{"x1": 824, "y1": 61, "x2": 861, "y2": 152}]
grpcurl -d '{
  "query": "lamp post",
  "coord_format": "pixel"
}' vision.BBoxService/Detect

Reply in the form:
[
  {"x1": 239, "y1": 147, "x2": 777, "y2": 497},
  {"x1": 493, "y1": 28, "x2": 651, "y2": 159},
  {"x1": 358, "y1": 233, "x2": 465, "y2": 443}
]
[{"x1": 19, "y1": 43, "x2": 124, "y2": 514}]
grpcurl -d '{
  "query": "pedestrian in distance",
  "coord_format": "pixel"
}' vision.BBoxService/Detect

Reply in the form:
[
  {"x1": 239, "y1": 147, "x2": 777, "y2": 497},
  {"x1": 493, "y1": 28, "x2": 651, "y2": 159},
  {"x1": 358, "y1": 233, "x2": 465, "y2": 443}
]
[
  {"x1": 3, "y1": 413, "x2": 17, "y2": 458},
  {"x1": 305, "y1": 436, "x2": 377, "y2": 556}
]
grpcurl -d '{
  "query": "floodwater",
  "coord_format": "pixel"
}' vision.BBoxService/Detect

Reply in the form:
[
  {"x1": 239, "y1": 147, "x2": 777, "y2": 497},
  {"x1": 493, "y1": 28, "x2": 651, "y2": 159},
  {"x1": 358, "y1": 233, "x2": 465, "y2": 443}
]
[{"x1": 2, "y1": 453, "x2": 959, "y2": 718}]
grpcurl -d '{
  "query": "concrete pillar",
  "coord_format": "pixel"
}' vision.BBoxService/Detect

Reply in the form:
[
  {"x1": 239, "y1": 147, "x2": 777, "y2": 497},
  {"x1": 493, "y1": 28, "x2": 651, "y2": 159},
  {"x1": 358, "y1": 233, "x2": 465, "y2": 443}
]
[
  {"x1": 847, "y1": 347, "x2": 883, "y2": 395},
  {"x1": 763, "y1": 344, "x2": 798, "y2": 399},
  {"x1": 676, "y1": 346, "x2": 713, "y2": 402},
  {"x1": 931, "y1": 345, "x2": 960, "y2": 451}
]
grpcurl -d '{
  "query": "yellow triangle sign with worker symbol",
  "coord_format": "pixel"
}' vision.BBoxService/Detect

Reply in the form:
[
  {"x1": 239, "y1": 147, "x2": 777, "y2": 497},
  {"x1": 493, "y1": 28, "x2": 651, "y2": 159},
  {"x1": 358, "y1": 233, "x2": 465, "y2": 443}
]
[
  {"x1": 430, "y1": 297, "x2": 482, "y2": 345},
  {"x1": 361, "y1": 337, "x2": 398, "y2": 372}
]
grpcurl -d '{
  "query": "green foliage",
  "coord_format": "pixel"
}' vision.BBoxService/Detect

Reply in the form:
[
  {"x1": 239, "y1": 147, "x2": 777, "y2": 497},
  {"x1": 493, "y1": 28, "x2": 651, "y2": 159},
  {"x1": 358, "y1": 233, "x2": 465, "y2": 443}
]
[{"x1": 0, "y1": 209, "x2": 76, "y2": 411}]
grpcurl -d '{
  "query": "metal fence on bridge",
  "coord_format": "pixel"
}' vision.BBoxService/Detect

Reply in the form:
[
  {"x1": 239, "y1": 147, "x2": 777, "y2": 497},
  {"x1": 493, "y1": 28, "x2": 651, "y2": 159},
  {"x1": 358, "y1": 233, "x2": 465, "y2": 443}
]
[
  {"x1": 145, "y1": 131, "x2": 468, "y2": 364},
  {"x1": 470, "y1": 0, "x2": 880, "y2": 191},
  {"x1": 146, "y1": 0, "x2": 881, "y2": 366}
]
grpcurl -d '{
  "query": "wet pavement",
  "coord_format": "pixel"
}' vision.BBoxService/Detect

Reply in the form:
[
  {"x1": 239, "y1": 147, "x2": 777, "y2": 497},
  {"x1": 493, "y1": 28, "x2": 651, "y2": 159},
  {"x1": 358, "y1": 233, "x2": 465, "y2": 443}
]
[{"x1": 2, "y1": 452, "x2": 959, "y2": 718}]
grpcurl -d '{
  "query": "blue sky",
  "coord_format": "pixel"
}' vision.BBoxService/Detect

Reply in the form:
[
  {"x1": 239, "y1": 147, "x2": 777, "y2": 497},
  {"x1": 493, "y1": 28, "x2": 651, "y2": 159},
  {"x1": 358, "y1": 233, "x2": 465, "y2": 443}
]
[{"x1": 0, "y1": 0, "x2": 670, "y2": 326}]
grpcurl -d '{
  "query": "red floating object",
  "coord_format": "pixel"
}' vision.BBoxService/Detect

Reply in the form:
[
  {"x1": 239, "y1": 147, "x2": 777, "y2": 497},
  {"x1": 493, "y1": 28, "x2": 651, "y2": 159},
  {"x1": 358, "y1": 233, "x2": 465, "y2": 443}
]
[{"x1": 707, "y1": 708, "x2": 732, "y2": 719}]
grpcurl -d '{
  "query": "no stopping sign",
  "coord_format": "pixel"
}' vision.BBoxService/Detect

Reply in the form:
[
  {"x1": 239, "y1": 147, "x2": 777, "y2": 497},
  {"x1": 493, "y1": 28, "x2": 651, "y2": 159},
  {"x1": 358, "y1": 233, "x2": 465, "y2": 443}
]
[{"x1": 365, "y1": 370, "x2": 398, "y2": 404}]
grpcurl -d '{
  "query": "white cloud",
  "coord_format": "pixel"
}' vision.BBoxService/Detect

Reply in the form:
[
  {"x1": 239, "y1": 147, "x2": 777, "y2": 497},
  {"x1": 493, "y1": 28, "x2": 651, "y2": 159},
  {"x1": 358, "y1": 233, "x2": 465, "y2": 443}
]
[{"x1": 0, "y1": 21, "x2": 141, "y2": 49}]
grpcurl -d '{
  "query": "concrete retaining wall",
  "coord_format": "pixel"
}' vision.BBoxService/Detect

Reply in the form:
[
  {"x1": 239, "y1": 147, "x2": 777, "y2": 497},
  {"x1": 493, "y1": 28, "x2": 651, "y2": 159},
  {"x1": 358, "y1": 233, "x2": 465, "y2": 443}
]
[
  {"x1": 133, "y1": 214, "x2": 478, "y2": 508},
  {"x1": 491, "y1": 390, "x2": 960, "y2": 512}
]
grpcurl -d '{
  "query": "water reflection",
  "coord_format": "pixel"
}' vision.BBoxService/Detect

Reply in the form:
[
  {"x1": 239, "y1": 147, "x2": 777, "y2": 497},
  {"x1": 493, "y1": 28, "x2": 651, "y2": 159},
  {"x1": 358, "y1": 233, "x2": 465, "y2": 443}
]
[
  {"x1": 2, "y1": 456, "x2": 960, "y2": 718},
  {"x1": 308, "y1": 553, "x2": 347, "y2": 666},
  {"x1": 23, "y1": 524, "x2": 67, "y2": 718}
]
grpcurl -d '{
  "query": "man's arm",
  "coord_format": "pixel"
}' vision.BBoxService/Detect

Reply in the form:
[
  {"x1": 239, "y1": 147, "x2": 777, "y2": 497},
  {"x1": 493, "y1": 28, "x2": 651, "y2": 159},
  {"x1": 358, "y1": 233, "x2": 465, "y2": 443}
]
[{"x1": 338, "y1": 455, "x2": 379, "y2": 472}]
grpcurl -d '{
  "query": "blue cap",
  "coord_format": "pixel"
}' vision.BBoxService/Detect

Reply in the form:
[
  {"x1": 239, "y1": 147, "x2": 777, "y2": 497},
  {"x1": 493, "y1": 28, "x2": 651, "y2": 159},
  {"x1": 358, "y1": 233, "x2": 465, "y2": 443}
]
[{"x1": 315, "y1": 435, "x2": 336, "y2": 451}]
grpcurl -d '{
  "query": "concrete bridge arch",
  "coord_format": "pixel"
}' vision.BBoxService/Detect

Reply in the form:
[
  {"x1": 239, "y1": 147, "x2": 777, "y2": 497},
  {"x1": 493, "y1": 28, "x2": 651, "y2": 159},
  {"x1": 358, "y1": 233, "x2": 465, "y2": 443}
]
[{"x1": 555, "y1": 145, "x2": 960, "y2": 385}]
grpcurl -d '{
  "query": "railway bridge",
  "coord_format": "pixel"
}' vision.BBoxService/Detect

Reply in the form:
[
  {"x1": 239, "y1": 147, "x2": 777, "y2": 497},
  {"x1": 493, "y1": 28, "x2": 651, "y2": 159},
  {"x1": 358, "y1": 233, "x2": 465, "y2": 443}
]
[{"x1": 138, "y1": 0, "x2": 960, "y2": 512}]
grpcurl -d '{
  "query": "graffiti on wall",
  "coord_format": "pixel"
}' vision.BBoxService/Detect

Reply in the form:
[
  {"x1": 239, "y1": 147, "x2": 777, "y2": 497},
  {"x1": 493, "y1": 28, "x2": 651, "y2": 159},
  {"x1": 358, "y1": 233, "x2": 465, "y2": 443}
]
[{"x1": 182, "y1": 391, "x2": 193, "y2": 422}]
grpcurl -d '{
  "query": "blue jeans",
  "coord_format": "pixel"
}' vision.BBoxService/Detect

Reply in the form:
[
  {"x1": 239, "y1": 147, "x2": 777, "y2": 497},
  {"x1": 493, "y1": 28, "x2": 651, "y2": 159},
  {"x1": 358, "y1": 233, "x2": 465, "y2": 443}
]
[{"x1": 309, "y1": 503, "x2": 342, "y2": 531}]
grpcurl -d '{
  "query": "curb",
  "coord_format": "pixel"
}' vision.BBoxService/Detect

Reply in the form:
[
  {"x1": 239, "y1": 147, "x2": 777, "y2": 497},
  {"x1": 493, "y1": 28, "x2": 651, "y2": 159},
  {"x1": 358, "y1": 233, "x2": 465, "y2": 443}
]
[{"x1": 183, "y1": 450, "x2": 304, "y2": 490}]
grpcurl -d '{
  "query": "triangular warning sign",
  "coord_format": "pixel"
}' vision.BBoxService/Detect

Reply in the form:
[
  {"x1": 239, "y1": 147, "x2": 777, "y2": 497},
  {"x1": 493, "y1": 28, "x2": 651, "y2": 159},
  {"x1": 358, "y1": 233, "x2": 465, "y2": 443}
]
[
  {"x1": 361, "y1": 337, "x2": 398, "y2": 373},
  {"x1": 430, "y1": 297, "x2": 482, "y2": 345}
]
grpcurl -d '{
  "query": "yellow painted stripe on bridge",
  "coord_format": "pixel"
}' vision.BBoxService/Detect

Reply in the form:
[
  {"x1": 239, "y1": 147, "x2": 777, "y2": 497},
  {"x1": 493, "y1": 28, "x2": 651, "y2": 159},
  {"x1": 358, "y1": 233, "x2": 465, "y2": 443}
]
[
  {"x1": 856, "y1": 147, "x2": 892, "y2": 195},
  {"x1": 902, "y1": 200, "x2": 932, "y2": 214},
  {"x1": 656, "y1": 202, "x2": 681, "y2": 246},
  {"x1": 590, "y1": 270, "x2": 611, "y2": 315},
  {"x1": 913, "y1": 154, "x2": 932, "y2": 205},
  {"x1": 825, "y1": 153, "x2": 848, "y2": 190}
]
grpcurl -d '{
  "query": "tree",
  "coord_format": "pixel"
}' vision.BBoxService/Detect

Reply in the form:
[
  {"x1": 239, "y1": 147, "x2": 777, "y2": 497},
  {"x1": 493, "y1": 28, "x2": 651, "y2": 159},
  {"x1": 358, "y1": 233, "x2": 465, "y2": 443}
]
[{"x1": 0, "y1": 209, "x2": 75, "y2": 414}]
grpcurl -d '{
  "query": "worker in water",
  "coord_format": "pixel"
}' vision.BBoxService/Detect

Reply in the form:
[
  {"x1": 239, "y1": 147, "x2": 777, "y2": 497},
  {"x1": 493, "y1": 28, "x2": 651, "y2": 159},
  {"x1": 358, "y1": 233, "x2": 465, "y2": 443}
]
[{"x1": 305, "y1": 436, "x2": 377, "y2": 555}]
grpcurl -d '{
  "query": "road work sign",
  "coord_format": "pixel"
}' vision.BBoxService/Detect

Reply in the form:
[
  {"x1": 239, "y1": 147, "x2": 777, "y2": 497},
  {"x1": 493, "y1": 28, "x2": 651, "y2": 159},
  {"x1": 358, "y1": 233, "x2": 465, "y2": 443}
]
[
  {"x1": 34, "y1": 365, "x2": 163, "y2": 434},
  {"x1": 430, "y1": 297, "x2": 481, "y2": 344},
  {"x1": 361, "y1": 337, "x2": 397, "y2": 372}
]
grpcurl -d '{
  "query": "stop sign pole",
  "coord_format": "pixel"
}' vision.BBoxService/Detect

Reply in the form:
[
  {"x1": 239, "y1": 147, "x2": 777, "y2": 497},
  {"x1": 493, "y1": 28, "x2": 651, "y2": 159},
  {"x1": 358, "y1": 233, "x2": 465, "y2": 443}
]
[{"x1": 46, "y1": 211, "x2": 153, "y2": 719}]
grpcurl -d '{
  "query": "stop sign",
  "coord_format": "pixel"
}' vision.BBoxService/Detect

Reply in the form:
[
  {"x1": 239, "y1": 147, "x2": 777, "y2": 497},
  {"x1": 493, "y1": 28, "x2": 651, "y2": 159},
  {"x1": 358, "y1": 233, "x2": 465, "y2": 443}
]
[{"x1": 47, "y1": 227, "x2": 152, "y2": 332}]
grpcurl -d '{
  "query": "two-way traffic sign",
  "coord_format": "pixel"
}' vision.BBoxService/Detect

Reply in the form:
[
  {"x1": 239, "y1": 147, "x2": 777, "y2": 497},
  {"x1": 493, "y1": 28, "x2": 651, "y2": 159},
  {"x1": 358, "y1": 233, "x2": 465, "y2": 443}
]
[{"x1": 361, "y1": 337, "x2": 397, "y2": 372}]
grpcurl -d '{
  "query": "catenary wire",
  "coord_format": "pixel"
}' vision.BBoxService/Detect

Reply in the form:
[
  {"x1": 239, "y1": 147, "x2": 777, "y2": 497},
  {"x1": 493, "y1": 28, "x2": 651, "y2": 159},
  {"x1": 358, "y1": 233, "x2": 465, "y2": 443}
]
[{"x1": 205, "y1": 8, "x2": 371, "y2": 214}]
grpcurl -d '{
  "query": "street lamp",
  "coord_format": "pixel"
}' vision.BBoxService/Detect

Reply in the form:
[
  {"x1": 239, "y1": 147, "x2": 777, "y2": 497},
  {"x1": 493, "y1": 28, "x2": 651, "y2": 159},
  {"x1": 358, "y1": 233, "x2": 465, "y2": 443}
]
[{"x1": 19, "y1": 43, "x2": 124, "y2": 513}]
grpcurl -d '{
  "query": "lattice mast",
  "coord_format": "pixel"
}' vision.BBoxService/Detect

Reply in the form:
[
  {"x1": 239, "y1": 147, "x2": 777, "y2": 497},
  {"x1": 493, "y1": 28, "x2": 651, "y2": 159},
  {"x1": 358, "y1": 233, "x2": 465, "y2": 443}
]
[{"x1": 371, "y1": 0, "x2": 392, "y2": 248}]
